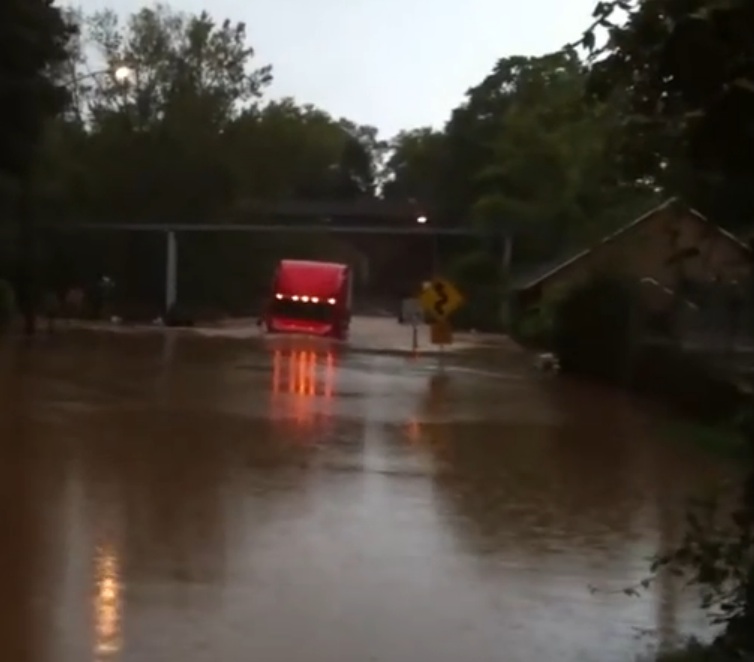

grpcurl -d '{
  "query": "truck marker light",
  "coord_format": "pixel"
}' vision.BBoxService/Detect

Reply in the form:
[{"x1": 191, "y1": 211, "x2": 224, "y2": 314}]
[
  {"x1": 311, "y1": 297, "x2": 319, "y2": 303},
  {"x1": 328, "y1": 298, "x2": 336, "y2": 305}
]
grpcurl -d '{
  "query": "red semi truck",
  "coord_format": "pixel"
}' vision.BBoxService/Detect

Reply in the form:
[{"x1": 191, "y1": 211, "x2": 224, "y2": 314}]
[{"x1": 263, "y1": 259, "x2": 353, "y2": 340}]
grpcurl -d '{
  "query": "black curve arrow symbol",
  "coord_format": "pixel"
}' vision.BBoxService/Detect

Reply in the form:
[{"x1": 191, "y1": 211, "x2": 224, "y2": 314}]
[{"x1": 433, "y1": 281, "x2": 448, "y2": 317}]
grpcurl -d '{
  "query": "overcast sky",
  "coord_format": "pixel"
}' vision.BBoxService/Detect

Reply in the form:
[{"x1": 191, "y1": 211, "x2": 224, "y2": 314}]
[{"x1": 63, "y1": 0, "x2": 597, "y2": 136}]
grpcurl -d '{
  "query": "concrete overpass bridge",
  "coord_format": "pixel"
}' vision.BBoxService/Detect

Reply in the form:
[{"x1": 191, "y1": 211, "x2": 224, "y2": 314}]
[{"x1": 45, "y1": 198, "x2": 515, "y2": 313}]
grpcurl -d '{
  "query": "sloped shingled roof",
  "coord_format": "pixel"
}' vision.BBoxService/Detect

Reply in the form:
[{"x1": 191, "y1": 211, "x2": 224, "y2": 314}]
[{"x1": 511, "y1": 198, "x2": 752, "y2": 292}]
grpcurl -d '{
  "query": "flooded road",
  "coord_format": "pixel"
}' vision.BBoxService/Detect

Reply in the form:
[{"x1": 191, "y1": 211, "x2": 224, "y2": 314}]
[{"x1": 0, "y1": 323, "x2": 731, "y2": 662}]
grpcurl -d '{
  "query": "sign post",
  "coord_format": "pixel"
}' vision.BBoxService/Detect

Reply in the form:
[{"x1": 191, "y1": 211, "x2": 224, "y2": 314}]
[
  {"x1": 419, "y1": 278, "x2": 464, "y2": 353},
  {"x1": 401, "y1": 297, "x2": 424, "y2": 354},
  {"x1": 430, "y1": 319, "x2": 452, "y2": 346}
]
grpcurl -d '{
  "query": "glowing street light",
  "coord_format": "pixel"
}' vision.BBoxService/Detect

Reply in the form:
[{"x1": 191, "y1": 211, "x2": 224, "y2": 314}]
[
  {"x1": 70, "y1": 65, "x2": 134, "y2": 87},
  {"x1": 416, "y1": 215, "x2": 427, "y2": 224},
  {"x1": 113, "y1": 66, "x2": 133, "y2": 83}
]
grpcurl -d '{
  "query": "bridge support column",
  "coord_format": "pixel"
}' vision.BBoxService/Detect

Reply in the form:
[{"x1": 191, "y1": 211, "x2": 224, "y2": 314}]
[
  {"x1": 501, "y1": 233, "x2": 513, "y2": 277},
  {"x1": 165, "y1": 230, "x2": 177, "y2": 313}
]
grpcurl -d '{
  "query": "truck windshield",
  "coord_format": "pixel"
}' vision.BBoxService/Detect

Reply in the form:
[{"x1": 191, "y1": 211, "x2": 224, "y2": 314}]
[{"x1": 269, "y1": 299, "x2": 335, "y2": 322}]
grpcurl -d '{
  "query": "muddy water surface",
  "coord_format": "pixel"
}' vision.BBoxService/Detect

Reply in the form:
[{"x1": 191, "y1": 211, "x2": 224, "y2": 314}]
[{"x1": 0, "y1": 330, "x2": 732, "y2": 662}]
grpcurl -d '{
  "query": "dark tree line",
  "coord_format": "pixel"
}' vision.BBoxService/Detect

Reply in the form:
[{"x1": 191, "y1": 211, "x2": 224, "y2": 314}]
[{"x1": 1, "y1": 0, "x2": 74, "y2": 332}]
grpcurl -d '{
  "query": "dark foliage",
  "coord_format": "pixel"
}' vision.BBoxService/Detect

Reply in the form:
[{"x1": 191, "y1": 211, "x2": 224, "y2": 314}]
[
  {"x1": 0, "y1": 0, "x2": 74, "y2": 178},
  {"x1": 551, "y1": 275, "x2": 635, "y2": 379},
  {"x1": 580, "y1": 0, "x2": 754, "y2": 229}
]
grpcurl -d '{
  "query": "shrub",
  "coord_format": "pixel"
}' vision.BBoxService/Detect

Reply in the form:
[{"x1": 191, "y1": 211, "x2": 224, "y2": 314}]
[
  {"x1": 624, "y1": 420, "x2": 754, "y2": 661},
  {"x1": 552, "y1": 275, "x2": 636, "y2": 380},
  {"x1": 509, "y1": 283, "x2": 570, "y2": 347},
  {"x1": 452, "y1": 283, "x2": 505, "y2": 331},
  {"x1": 632, "y1": 344, "x2": 745, "y2": 423},
  {"x1": 514, "y1": 302, "x2": 555, "y2": 347},
  {"x1": 650, "y1": 472, "x2": 754, "y2": 658},
  {"x1": 447, "y1": 250, "x2": 504, "y2": 332},
  {"x1": 0, "y1": 279, "x2": 16, "y2": 329}
]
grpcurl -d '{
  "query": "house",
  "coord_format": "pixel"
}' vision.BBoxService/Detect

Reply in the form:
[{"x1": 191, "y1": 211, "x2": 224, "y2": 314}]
[{"x1": 511, "y1": 198, "x2": 753, "y2": 314}]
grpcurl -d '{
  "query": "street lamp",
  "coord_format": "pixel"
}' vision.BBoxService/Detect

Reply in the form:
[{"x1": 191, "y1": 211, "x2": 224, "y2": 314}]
[
  {"x1": 67, "y1": 65, "x2": 135, "y2": 122},
  {"x1": 113, "y1": 66, "x2": 134, "y2": 83},
  {"x1": 70, "y1": 65, "x2": 134, "y2": 86},
  {"x1": 416, "y1": 215, "x2": 427, "y2": 224}
]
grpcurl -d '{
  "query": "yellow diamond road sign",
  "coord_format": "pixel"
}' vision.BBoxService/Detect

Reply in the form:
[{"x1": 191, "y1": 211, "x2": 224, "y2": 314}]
[{"x1": 419, "y1": 278, "x2": 464, "y2": 320}]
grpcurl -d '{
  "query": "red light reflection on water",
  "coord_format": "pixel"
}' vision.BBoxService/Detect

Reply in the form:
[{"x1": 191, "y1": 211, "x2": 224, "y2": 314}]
[{"x1": 270, "y1": 349, "x2": 336, "y2": 428}]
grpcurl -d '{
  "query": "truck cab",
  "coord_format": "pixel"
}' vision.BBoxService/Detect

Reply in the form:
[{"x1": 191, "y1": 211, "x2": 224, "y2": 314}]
[{"x1": 263, "y1": 260, "x2": 352, "y2": 340}]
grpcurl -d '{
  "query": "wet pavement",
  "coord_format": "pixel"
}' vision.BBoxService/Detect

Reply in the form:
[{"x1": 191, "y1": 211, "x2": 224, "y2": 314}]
[{"x1": 0, "y1": 319, "x2": 732, "y2": 662}]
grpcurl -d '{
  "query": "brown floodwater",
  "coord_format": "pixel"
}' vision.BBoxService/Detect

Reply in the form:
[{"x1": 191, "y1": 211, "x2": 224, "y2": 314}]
[{"x1": 0, "y1": 324, "x2": 734, "y2": 662}]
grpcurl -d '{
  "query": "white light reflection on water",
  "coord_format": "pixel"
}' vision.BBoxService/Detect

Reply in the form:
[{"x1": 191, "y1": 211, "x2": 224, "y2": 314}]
[{"x1": 93, "y1": 543, "x2": 122, "y2": 659}]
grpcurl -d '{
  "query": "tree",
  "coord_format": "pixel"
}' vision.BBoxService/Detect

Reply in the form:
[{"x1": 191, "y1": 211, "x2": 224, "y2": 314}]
[
  {"x1": 53, "y1": 5, "x2": 274, "y2": 223},
  {"x1": 376, "y1": 49, "x2": 663, "y2": 331},
  {"x1": 382, "y1": 52, "x2": 656, "y2": 255},
  {"x1": 468, "y1": 52, "x2": 657, "y2": 247},
  {"x1": 0, "y1": 0, "x2": 73, "y2": 177},
  {"x1": 19, "y1": 3, "x2": 396, "y2": 316},
  {"x1": 0, "y1": 0, "x2": 75, "y2": 333},
  {"x1": 581, "y1": 0, "x2": 754, "y2": 230},
  {"x1": 472, "y1": 53, "x2": 601, "y2": 236},
  {"x1": 80, "y1": 5, "x2": 272, "y2": 127},
  {"x1": 222, "y1": 101, "x2": 384, "y2": 203},
  {"x1": 334, "y1": 121, "x2": 387, "y2": 198},
  {"x1": 381, "y1": 128, "x2": 447, "y2": 209},
  {"x1": 437, "y1": 56, "x2": 528, "y2": 223},
  {"x1": 42, "y1": 6, "x2": 386, "y2": 220}
]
